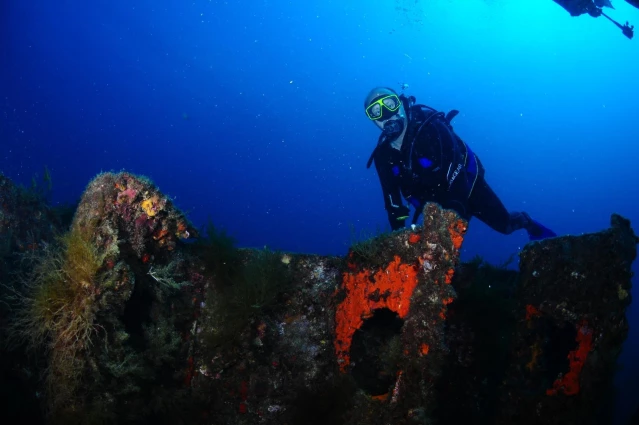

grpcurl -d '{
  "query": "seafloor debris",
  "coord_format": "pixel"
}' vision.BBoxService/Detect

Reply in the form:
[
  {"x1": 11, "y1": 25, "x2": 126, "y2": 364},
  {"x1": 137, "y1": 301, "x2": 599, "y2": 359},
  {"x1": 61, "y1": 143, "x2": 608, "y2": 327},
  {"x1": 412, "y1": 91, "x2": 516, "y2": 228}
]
[{"x1": 0, "y1": 171, "x2": 636, "y2": 425}]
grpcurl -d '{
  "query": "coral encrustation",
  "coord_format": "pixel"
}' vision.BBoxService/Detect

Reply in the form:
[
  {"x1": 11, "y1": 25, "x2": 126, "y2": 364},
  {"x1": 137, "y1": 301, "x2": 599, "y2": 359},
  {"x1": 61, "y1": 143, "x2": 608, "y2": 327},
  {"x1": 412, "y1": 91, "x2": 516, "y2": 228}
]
[
  {"x1": 546, "y1": 321, "x2": 593, "y2": 396},
  {"x1": 334, "y1": 255, "x2": 418, "y2": 371}
]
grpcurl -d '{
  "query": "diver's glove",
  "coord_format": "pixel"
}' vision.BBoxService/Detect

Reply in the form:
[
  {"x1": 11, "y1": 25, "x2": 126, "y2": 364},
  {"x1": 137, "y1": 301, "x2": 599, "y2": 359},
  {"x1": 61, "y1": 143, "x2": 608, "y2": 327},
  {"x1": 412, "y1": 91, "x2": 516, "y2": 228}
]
[{"x1": 388, "y1": 204, "x2": 410, "y2": 231}]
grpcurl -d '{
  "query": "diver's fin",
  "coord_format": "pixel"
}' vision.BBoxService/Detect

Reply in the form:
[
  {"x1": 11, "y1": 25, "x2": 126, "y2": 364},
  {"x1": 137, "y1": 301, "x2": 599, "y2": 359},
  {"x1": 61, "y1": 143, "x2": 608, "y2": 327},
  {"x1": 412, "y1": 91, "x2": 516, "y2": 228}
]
[
  {"x1": 527, "y1": 219, "x2": 557, "y2": 241},
  {"x1": 596, "y1": 0, "x2": 614, "y2": 9}
]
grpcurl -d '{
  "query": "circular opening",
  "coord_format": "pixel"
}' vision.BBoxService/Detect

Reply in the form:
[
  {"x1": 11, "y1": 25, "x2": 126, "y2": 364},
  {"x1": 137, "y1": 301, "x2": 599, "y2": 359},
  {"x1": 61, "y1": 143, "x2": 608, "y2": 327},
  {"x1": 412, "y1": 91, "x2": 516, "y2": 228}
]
[{"x1": 350, "y1": 308, "x2": 404, "y2": 396}]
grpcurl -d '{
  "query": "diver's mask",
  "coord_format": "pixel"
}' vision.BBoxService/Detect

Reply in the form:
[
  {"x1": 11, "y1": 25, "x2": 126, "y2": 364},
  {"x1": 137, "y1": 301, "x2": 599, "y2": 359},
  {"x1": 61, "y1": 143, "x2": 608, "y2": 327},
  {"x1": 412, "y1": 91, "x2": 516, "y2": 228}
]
[{"x1": 365, "y1": 94, "x2": 401, "y2": 121}]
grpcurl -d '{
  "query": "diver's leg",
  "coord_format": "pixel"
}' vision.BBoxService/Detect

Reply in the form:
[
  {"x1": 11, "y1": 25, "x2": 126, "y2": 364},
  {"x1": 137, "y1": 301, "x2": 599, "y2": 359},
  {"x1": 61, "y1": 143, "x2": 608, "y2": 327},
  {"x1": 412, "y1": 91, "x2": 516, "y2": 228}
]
[
  {"x1": 469, "y1": 178, "x2": 556, "y2": 239},
  {"x1": 468, "y1": 178, "x2": 529, "y2": 235}
]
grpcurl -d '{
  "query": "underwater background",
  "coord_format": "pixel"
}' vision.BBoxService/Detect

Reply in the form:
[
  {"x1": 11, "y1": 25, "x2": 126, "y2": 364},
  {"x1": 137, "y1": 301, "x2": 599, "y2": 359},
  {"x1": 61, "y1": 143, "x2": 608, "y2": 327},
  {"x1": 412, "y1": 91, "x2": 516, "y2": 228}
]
[{"x1": 1, "y1": 0, "x2": 638, "y2": 423}]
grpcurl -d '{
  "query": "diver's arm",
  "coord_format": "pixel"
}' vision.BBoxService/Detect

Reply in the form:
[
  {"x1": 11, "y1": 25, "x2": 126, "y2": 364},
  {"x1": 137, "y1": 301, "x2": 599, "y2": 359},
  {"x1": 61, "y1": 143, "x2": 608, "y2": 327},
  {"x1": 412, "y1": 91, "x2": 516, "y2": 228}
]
[{"x1": 373, "y1": 153, "x2": 409, "y2": 230}]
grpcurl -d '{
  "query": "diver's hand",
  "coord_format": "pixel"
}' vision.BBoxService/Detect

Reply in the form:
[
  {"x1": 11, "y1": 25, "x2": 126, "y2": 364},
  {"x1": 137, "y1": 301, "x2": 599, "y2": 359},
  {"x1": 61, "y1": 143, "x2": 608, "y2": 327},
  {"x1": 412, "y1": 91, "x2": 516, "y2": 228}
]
[{"x1": 388, "y1": 205, "x2": 410, "y2": 230}]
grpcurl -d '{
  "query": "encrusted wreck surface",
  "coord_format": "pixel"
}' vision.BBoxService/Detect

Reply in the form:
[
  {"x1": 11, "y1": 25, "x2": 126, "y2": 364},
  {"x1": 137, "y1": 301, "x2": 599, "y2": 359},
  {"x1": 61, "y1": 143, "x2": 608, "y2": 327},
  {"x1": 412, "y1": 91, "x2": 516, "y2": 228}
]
[
  {"x1": 0, "y1": 173, "x2": 58, "y2": 270},
  {"x1": 2, "y1": 172, "x2": 203, "y2": 423},
  {"x1": 0, "y1": 171, "x2": 636, "y2": 425},
  {"x1": 192, "y1": 202, "x2": 467, "y2": 425},
  {"x1": 494, "y1": 214, "x2": 637, "y2": 425}
]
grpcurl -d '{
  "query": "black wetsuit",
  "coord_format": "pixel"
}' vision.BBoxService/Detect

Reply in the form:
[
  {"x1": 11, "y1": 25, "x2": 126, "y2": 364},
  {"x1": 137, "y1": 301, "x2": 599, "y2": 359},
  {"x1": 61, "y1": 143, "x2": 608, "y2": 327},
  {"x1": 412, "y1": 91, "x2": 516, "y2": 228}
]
[{"x1": 371, "y1": 104, "x2": 532, "y2": 234}]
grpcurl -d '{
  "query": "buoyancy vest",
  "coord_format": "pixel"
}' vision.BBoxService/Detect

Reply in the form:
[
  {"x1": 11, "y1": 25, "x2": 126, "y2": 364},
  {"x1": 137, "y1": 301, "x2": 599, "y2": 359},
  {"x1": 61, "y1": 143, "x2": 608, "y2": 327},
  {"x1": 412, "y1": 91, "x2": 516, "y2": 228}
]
[{"x1": 399, "y1": 102, "x2": 484, "y2": 220}]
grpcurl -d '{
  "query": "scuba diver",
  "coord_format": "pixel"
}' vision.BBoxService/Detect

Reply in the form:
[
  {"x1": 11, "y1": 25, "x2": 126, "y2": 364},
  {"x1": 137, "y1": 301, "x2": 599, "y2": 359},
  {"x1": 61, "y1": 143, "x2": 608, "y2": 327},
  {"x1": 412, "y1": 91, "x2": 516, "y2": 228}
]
[
  {"x1": 553, "y1": 0, "x2": 635, "y2": 38},
  {"x1": 363, "y1": 86, "x2": 557, "y2": 241}
]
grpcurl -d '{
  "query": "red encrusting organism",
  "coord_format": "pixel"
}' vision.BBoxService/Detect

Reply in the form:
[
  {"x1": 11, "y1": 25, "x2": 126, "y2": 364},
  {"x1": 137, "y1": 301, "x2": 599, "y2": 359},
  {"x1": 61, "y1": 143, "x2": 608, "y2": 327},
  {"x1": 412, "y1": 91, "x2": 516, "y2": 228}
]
[
  {"x1": 546, "y1": 321, "x2": 593, "y2": 396},
  {"x1": 448, "y1": 219, "x2": 467, "y2": 250},
  {"x1": 334, "y1": 255, "x2": 419, "y2": 371},
  {"x1": 525, "y1": 304, "x2": 541, "y2": 320}
]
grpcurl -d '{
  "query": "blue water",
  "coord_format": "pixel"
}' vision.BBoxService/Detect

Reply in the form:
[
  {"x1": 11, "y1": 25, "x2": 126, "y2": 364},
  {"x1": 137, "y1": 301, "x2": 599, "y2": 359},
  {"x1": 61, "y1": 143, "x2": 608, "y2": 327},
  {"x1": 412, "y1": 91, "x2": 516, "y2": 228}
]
[{"x1": 2, "y1": 0, "x2": 638, "y2": 422}]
